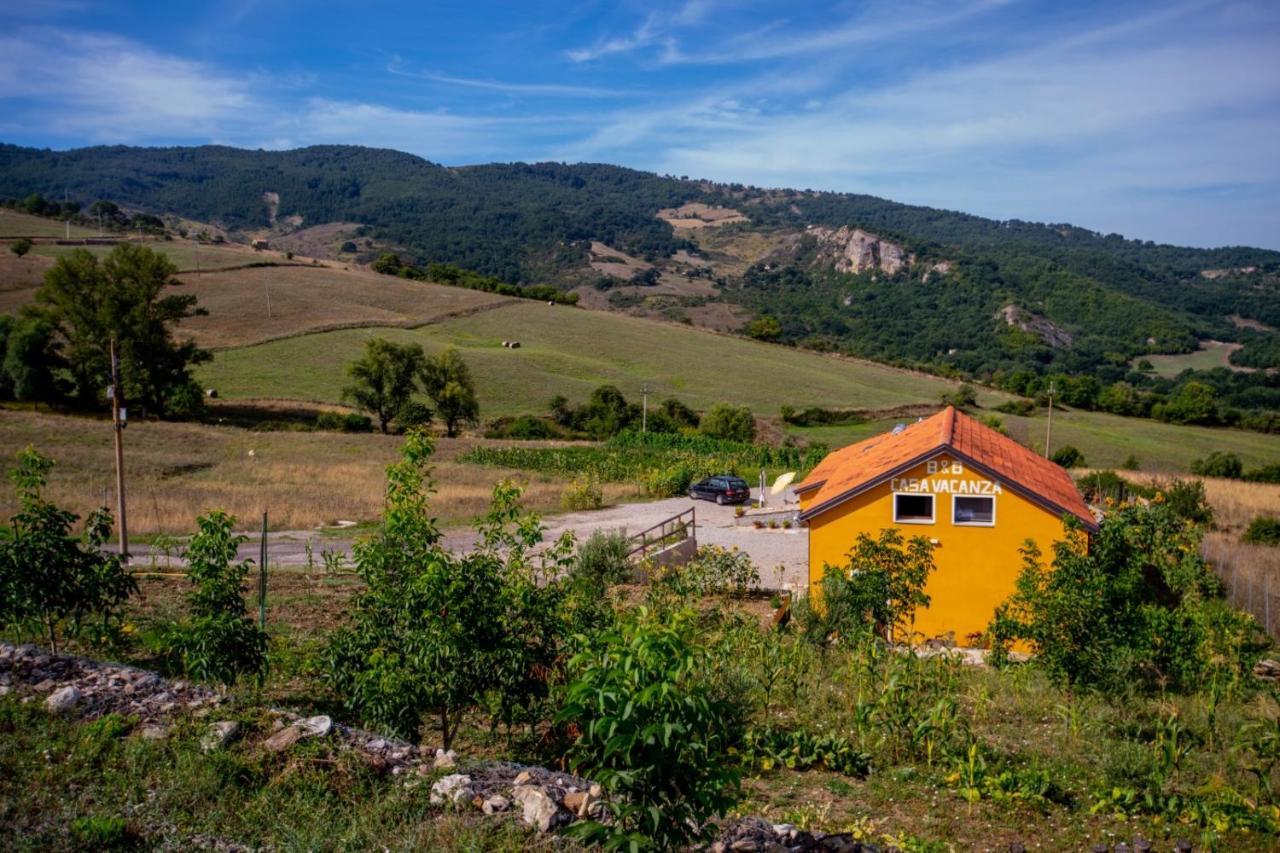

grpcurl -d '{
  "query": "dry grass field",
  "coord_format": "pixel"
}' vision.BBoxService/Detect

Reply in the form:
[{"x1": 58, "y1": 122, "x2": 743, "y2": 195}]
[
  {"x1": 0, "y1": 209, "x2": 98, "y2": 238},
  {"x1": 0, "y1": 407, "x2": 629, "y2": 536}
]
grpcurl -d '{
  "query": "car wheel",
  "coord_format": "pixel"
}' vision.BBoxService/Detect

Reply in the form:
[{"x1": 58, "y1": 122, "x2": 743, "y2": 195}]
[
  {"x1": 716, "y1": 494, "x2": 727, "y2": 506},
  {"x1": 689, "y1": 490, "x2": 698, "y2": 500}
]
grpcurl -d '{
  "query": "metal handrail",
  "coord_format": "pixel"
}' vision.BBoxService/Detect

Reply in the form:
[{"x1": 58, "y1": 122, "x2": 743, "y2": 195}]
[{"x1": 626, "y1": 506, "x2": 696, "y2": 560}]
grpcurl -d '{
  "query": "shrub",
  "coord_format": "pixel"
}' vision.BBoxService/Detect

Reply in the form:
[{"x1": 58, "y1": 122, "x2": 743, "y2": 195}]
[
  {"x1": 1244, "y1": 516, "x2": 1280, "y2": 546},
  {"x1": 483, "y1": 414, "x2": 556, "y2": 440},
  {"x1": 315, "y1": 411, "x2": 373, "y2": 433},
  {"x1": 700, "y1": 402, "x2": 755, "y2": 442},
  {"x1": 1122, "y1": 454, "x2": 1141, "y2": 471},
  {"x1": 1243, "y1": 463, "x2": 1280, "y2": 484},
  {"x1": 10, "y1": 237, "x2": 32, "y2": 258},
  {"x1": 169, "y1": 511, "x2": 268, "y2": 686},
  {"x1": 1050, "y1": 445, "x2": 1085, "y2": 468},
  {"x1": 0, "y1": 449, "x2": 135, "y2": 652},
  {"x1": 979, "y1": 414, "x2": 1007, "y2": 435},
  {"x1": 644, "y1": 461, "x2": 700, "y2": 498},
  {"x1": 571, "y1": 530, "x2": 633, "y2": 589},
  {"x1": 942, "y1": 383, "x2": 978, "y2": 409},
  {"x1": 1191, "y1": 451, "x2": 1243, "y2": 479},
  {"x1": 994, "y1": 399, "x2": 1036, "y2": 417},
  {"x1": 339, "y1": 240, "x2": 358, "y2": 253},
  {"x1": 1157, "y1": 478, "x2": 1214, "y2": 526},
  {"x1": 561, "y1": 473, "x2": 604, "y2": 511},
  {"x1": 1075, "y1": 470, "x2": 1134, "y2": 505},
  {"x1": 557, "y1": 609, "x2": 743, "y2": 849},
  {"x1": 666, "y1": 545, "x2": 759, "y2": 597},
  {"x1": 394, "y1": 399, "x2": 433, "y2": 432}
]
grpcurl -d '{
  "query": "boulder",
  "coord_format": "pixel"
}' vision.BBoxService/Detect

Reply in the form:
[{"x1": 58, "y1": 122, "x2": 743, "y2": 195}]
[
  {"x1": 263, "y1": 725, "x2": 303, "y2": 753},
  {"x1": 203, "y1": 721, "x2": 241, "y2": 752},
  {"x1": 45, "y1": 686, "x2": 82, "y2": 714},
  {"x1": 512, "y1": 784, "x2": 566, "y2": 832},
  {"x1": 433, "y1": 748, "x2": 457, "y2": 769},
  {"x1": 481, "y1": 794, "x2": 510, "y2": 815},
  {"x1": 297, "y1": 715, "x2": 333, "y2": 738},
  {"x1": 429, "y1": 774, "x2": 472, "y2": 806}
]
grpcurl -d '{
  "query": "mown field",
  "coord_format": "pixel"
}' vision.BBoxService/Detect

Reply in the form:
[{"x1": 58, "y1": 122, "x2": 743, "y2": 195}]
[
  {"x1": 198, "y1": 302, "x2": 1002, "y2": 416},
  {"x1": 0, "y1": 209, "x2": 98, "y2": 238},
  {"x1": 1137, "y1": 340, "x2": 1246, "y2": 378}
]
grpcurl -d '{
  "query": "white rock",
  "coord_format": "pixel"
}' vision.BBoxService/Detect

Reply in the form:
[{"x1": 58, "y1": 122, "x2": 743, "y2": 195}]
[
  {"x1": 429, "y1": 774, "x2": 472, "y2": 806},
  {"x1": 138, "y1": 724, "x2": 169, "y2": 740},
  {"x1": 202, "y1": 720, "x2": 241, "y2": 752},
  {"x1": 481, "y1": 794, "x2": 510, "y2": 815},
  {"x1": 512, "y1": 784, "x2": 561, "y2": 832},
  {"x1": 433, "y1": 748, "x2": 457, "y2": 769},
  {"x1": 45, "y1": 686, "x2": 82, "y2": 713},
  {"x1": 297, "y1": 715, "x2": 333, "y2": 738}
]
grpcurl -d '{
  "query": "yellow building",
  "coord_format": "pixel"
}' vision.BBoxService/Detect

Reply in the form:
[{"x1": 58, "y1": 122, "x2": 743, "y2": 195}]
[{"x1": 797, "y1": 407, "x2": 1096, "y2": 645}]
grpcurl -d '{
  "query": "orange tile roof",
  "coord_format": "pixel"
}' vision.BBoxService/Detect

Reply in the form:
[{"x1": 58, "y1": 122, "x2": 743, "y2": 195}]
[{"x1": 797, "y1": 406, "x2": 1096, "y2": 528}]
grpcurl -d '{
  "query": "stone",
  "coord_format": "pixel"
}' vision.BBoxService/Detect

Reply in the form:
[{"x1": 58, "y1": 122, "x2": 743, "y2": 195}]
[
  {"x1": 513, "y1": 769, "x2": 534, "y2": 786},
  {"x1": 33, "y1": 679, "x2": 56, "y2": 693},
  {"x1": 202, "y1": 721, "x2": 241, "y2": 752},
  {"x1": 0, "y1": 685, "x2": 9, "y2": 697},
  {"x1": 263, "y1": 725, "x2": 303, "y2": 753},
  {"x1": 138, "y1": 723, "x2": 169, "y2": 740},
  {"x1": 433, "y1": 748, "x2": 457, "y2": 769},
  {"x1": 429, "y1": 774, "x2": 472, "y2": 806},
  {"x1": 297, "y1": 715, "x2": 333, "y2": 738},
  {"x1": 45, "y1": 686, "x2": 82, "y2": 714},
  {"x1": 512, "y1": 784, "x2": 564, "y2": 833},
  {"x1": 481, "y1": 794, "x2": 510, "y2": 815}
]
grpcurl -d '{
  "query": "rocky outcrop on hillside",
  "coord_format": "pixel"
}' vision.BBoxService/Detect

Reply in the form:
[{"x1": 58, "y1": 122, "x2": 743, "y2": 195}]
[
  {"x1": 998, "y1": 304, "x2": 1074, "y2": 348},
  {"x1": 808, "y1": 226, "x2": 911, "y2": 275}
]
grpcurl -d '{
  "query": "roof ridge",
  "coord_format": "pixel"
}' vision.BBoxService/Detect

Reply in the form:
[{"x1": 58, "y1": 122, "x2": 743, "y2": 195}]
[{"x1": 941, "y1": 405, "x2": 957, "y2": 446}]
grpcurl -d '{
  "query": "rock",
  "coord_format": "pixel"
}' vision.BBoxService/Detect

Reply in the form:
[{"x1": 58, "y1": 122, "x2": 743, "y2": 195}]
[
  {"x1": 33, "y1": 679, "x2": 56, "y2": 693},
  {"x1": 138, "y1": 723, "x2": 169, "y2": 740},
  {"x1": 512, "y1": 784, "x2": 565, "y2": 833},
  {"x1": 263, "y1": 725, "x2": 303, "y2": 753},
  {"x1": 0, "y1": 685, "x2": 10, "y2": 697},
  {"x1": 429, "y1": 774, "x2": 472, "y2": 806},
  {"x1": 1254, "y1": 659, "x2": 1280, "y2": 681},
  {"x1": 434, "y1": 748, "x2": 457, "y2": 769},
  {"x1": 513, "y1": 769, "x2": 534, "y2": 786},
  {"x1": 297, "y1": 715, "x2": 333, "y2": 738},
  {"x1": 481, "y1": 794, "x2": 510, "y2": 815},
  {"x1": 45, "y1": 686, "x2": 82, "y2": 714},
  {"x1": 203, "y1": 721, "x2": 241, "y2": 752}
]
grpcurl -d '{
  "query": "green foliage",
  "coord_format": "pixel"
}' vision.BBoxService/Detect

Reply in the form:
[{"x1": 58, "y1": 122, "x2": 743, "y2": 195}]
[
  {"x1": 799, "y1": 529, "x2": 936, "y2": 645},
  {"x1": 941, "y1": 384, "x2": 978, "y2": 409},
  {"x1": 483, "y1": 414, "x2": 560, "y2": 440},
  {"x1": 652, "y1": 545, "x2": 760, "y2": 600},
  {"x1": 990, "y1": 503, "x2": 1264, "y2": 694},
  {"x1": 1191, "y1": 451, "x2": 1243, "y2": 479},
  {"x1": 779, "y1": 405, "x2": 867, "y2": 427},
  {"x1": 739, "y1": 727, "x2": 870, "y2": 776},
  {"x1": 1158, "y1": 478, "x2": 1214, "y2": 525},
  {"x1": 745, "y1": 314, "x2": 781, "y2": 341},
  {"x1": 1121, "y1": 453, "x2": 1141, "y2": 470},
  {"x1": 2, "y1": 310, "x2": 65, "y2": 405},
  {"x1": 169, "y1": 511, "x2": 268, "y2": 686},
  {"x1": 699, "y1": 402, "x2": 756, "y2": 442},
  {"x1": 314, "y1": 410, "x2": 373, "y2": 433},
  {"x1": 326, "y1": 432, "x2": 575, "y2": 745},
  {"x1": 561, "y1": 473, "x2": 604, "y2": 511},
  {"x1": 10, "y1": 237, "x2": 31, "y2": 258},
  {"x1": 1049, "y1": 445, "x2": 1085, "y2": 468},
  {"x1": 1243, "y1": 463, "x2": 1280, "y2": 484},
  {"x1": 1243, "y1": 516, "x2": 1280, "y2": 546},
  {"x1": 419, "y1": 347, "x2": 479, "y2": 437},
  {"x1": 341, "y1": 337, "x2": 427, "y2": 434},
  {"x1": 0, "y1": 448, "x2": 135, "y2": 652},
  {"x1": 557, "y1": 609, "x2": 743, "y2": 850},
  {"x1": 570, "y1": 530, "x2": 633, "y2": 589},
  {"x1": 35, "y1": 244, "x2": 209, "y2": 415}
]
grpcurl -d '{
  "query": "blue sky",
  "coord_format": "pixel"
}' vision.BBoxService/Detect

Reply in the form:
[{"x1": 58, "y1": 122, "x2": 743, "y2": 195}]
[{"x1": 2, "y1": 0, "x2": 1278, "y2": 249}]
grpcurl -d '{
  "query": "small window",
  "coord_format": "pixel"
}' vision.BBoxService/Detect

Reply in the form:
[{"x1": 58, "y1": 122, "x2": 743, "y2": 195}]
[
  {"x1": 894, "y1": 493, "x2": 934, "y2": 523},
  {"x1": 953, "y1": 495, "x2": 995, "y2": 526}
]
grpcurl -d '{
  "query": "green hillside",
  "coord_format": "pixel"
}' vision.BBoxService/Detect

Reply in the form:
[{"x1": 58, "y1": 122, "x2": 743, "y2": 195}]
[{"x1": 197, "y1": 302, "x2": 999, "y2": 416}]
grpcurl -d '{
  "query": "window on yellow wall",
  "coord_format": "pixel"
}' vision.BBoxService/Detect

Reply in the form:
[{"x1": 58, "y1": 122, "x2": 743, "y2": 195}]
[
  {"x1": 953, "y1": 495, "x2": 995, "y2": 525},
  {"x1": 893, "y1": 493, "x2": 934, "y2": 523}
]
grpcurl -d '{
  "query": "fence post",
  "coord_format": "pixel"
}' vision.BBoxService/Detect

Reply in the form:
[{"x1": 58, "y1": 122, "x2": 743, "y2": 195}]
[
  {"x1": 258, "y1": 511, "x2": 268, "y2": 630},
  {"x1": 1267, "y1": 573, "x2": 1272, "y2": 638}
]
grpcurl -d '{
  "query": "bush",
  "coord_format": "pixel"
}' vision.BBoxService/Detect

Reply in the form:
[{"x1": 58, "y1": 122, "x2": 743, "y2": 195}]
[
  {"x1": 1243, "y1": 463, "x2": 1280, "y2": 484},
  {"x1": 571, "y1": 530, "x2": 633, "y2": 589},
  {"x1": 1244, "y1": 516, "x2": 1280, "y2": 546},
  {"x1": 942, "y1": 383, "x2": 978, "y2": 409},
  {"x1": 1191, "y1": 451, "x2": 1243, "y2": 479},
  {"x1": 339, "y1": 240, "x2": 358, "y2": 253},
  {"x1": 644, "y1": 461, "x2": 701, "y2": 498},
  {"x1": 1121, "y1": 454, "x2": 1140, "y2": 471},
  {"x1": 561, "y1": 473, "x2": 604, "y2": 511},
  {"x1": 1075, "y1": 470, "x2": 1135, "y2": 505},
  {"x1": 0, "y1": 449, "x2": 135, "y2": 652},
  {"x1": 556, "y1": 609, "x2": 743, "y2": 849},
  {"x1": 656, "y1": 545, "x2": 759, "y2": 598},
  {"x1": 10, "y1": 238, "x2": 32, "y2": 258},
  {"x1": 994, "y1": 399, "x2": 1036, "y2": 417},
  {"x1": 1050, "y1": 445, "x2": 1085, "y2": 468},
  {"x1": 700, "y1": 402, "x2": 755, "y2": 442},
  {"x1": 169, "y1": 511, "x2": 268, "y2": 686},
  {"x1": 484, "y1": 414, "x2": 557, "y2": 439},
  {"x1": 1158, "y1": 478, "x2": 1214, "y2": 526},
  {"x1": 315, "y1": 411, "x2": 373, "y2": 433}
]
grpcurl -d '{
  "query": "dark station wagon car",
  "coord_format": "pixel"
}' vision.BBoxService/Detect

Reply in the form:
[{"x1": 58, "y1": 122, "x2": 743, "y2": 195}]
[{"x1": 688, "y1": 475, "x2": 751, "y2": 505}]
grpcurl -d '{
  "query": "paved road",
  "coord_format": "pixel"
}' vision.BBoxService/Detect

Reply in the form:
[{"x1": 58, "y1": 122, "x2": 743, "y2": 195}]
[{"x1": 123, "y1": 489, "x2": 810, "y2": 592}]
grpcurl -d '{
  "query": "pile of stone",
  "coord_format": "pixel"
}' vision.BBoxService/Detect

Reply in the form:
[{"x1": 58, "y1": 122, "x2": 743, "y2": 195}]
[{"x1": 427, "y1": 763, "x2": 604, "y2": 833}]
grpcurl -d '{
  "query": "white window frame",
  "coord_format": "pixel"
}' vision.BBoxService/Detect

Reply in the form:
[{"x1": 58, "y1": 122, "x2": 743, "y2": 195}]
[
  {"x1": 952, "y1": 494, "x2": 997, "y2": 527},
  {"x1": 893, "y1": 492, "x2": 935, "y2": 524}
]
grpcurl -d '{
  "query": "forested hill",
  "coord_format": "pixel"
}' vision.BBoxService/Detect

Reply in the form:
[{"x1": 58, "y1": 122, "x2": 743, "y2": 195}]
[{"x1": 2, "y1": 142, "x2": 1278, "y2": 418}]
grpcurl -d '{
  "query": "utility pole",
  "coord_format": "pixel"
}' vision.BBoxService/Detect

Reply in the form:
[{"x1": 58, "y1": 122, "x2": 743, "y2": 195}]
[
  {"x1": 1043, "y1": 380, "x2": 1056, "y2": 459},
  {"x1": 109, "y1": 338, "x2": 129, "y2": 561},
  {"x1": 641, "y1": 384, "x2": 650, "y2": 434}
]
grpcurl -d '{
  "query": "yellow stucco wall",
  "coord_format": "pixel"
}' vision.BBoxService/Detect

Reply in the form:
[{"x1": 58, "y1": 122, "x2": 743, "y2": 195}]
[{"x1": 804, "y1": 452, "x2": 1073, "y2": 645}]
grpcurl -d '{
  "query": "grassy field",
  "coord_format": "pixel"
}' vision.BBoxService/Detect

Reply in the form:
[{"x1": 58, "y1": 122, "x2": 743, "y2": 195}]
[
  {"x1": 0, "y1": 407, "x2": 631, "y2": 536},
  {"x1": 1137, "y1": 340, "x2": 1246, "y2": 377},
  {"x1": 198, "y1": 302, "x2": 1000, "y2": 416},
  {"x1": 792, "y1": 407, "x2": 1280, "y2": 472},
  {"x1": 0, "y1": 209, "x2": 98, "y2": 238}
]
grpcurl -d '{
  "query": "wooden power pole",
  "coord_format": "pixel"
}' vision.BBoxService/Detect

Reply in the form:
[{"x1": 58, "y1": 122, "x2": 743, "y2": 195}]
[
  {"x1": 1043, "y1": 380, "x2": 1056, "y2": 459},
  {"x1": 109, "y1": 338, "x2": 129, "y2": 561}
]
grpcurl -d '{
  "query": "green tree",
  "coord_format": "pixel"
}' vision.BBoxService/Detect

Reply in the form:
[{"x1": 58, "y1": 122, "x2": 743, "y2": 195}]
[
  {"x1": 699, "y1": 402, "x2": 756, "y2": 442},
  {"x1": 2, "y1": 311, "x2": 65, "y2": 406},
  {"x1": 557, "y1": 608, "x2": 743, "y2": 850},
  {"x1": 341, "y1": 337, "x2": 427, "y2": 434},
  {"x1": 170, "y1": 511, "x2": 268, "y2": 686},
  {"x1": 745, "y1": 314, "x2": 781, "y2": 341},
  {"x1": 420, "y1": 347, "x2": 479, "y2": 438},
  {"x1": 36, "y1": 244, "x2": 208, "y2": 415},
  {"x1": 327, "y1": 432, "x2": 574, "y2": 746},
  {"x1": 1050, "y1": 445, "x2": 1085, "y2": 469},
  {"x1": 10, "y1": 238, "x2": 32, "y2": 258},
  {"x1": 0, "y1": 449, "x2": 135, "y2": 652},
  {"x1": 1191, "y1": 451, "x2": 1243, "y2": 479},
  {"x1": 1156, "y1": 381, "x2": 1218, "y2": 425}
]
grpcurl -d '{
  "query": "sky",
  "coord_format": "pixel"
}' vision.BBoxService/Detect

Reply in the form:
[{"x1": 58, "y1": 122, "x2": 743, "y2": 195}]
[{"x1": 1, "y1": 0, "x2": 1278, "y2": 249}]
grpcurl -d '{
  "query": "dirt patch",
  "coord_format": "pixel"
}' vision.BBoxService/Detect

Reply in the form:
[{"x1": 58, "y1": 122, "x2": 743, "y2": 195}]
[
  {"x1": 587, "y1": 241, "x2": 651, "y2": 280},
  {"x1": 271, "y1": 222, "x2": 366, "y2": 261},
  {"x1": 685, "y1": 301, "x2": 753, "y2": 332},
  {"x1": 1230, "y1": 314, "x2": 1278, "y2": 333},
  {"x1": 656, "y1": 203, "x2": 749, "y2": 229}
]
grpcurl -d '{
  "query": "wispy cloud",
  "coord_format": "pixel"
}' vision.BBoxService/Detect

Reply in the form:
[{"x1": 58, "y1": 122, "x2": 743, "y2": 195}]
[{"x1": 386, "y1": 62, "x2": 633, "y2": 98}]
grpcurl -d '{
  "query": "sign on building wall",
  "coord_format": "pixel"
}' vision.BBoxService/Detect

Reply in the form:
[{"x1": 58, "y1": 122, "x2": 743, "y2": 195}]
[{"x1": 889, "y1": 457, "x2": 1004, "y2": 496}]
